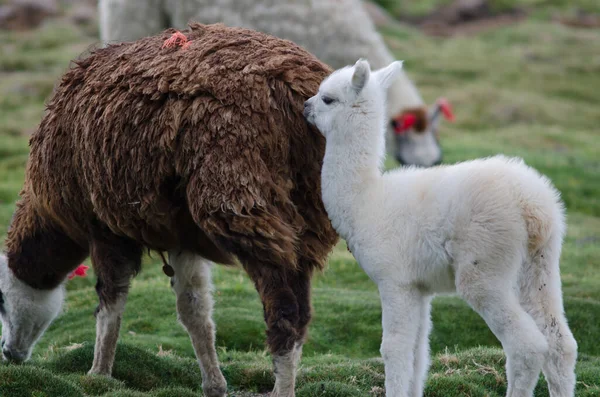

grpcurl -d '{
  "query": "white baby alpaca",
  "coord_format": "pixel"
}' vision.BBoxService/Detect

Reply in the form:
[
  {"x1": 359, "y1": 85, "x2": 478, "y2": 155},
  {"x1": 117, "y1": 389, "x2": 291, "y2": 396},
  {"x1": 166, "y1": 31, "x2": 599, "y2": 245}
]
[{"x1": 304, "y1": 60, "x2": 577, "y2": 397}]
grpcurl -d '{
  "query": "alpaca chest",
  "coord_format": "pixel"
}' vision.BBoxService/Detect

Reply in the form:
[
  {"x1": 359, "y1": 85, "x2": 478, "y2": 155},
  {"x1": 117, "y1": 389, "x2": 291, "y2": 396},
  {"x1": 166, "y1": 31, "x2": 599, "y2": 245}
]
[{"x1": 349, "y1": 233, "x2": 457, "y2": 294}]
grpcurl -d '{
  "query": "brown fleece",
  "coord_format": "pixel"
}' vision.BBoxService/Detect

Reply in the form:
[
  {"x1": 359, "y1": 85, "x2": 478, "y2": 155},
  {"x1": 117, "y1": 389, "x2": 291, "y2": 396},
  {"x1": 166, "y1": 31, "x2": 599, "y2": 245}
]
[
  {"x1": 6, "y1": 23, "x2": 337, "y2": 284},
  {"x1": 5, "y1": 24, "x2": 338, "y2": 355}
]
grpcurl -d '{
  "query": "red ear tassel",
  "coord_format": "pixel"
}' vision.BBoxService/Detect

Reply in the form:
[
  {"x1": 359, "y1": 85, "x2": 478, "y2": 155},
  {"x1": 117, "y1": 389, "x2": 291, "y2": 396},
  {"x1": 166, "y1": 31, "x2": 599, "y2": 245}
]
[
  {"x1": 68, "y1": 264, "x2": 89, "y2": 280},
  {"x1": 437, "y1": 98, "x2": 455, "y2": 122},
  {"x1": 401, "y1": 113, "x2": 417, "y2": 130},
  {"x1": 393, "y1": 113, "x2": 417, "y2": 135}
]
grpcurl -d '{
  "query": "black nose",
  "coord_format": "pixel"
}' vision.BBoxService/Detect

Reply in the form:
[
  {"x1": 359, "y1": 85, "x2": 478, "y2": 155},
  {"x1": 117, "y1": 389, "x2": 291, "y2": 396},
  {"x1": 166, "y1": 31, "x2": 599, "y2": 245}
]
[{"x1": 3, "y1": 348, "x2": 13, "y2": 360}]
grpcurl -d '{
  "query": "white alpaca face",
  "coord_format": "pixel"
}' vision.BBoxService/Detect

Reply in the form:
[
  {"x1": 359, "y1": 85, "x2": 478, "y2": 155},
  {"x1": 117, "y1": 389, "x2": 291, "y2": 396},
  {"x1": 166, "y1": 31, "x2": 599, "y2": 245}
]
[
  {"x1": 0, "y1": 255, "x2": 64, "y2": 363},
  {"x1": 304, "y1": 66, "x2": 361, "y2": 137},
  {"x1": 304, "y1": 59, "x2": 403, "y2": 139}
]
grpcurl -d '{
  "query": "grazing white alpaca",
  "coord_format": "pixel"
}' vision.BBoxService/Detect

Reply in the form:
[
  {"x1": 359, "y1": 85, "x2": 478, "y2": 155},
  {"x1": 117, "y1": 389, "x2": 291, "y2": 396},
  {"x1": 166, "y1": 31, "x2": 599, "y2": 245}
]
[{"x1": 304, "y1": 59, "x2": 577, "y2": 397}]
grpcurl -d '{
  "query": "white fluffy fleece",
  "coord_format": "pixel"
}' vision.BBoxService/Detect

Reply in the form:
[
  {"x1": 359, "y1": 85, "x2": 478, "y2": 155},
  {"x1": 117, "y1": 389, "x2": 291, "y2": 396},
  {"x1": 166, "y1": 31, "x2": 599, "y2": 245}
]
[{"x1": 304, "y1": 59, "x2": 577, "y2": 397}]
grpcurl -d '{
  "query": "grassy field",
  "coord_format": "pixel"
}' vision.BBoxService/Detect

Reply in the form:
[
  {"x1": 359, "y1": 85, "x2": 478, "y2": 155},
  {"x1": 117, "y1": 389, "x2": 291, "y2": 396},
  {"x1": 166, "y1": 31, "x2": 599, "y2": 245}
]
[{"x1": 1, "y1": 2, "x2": 600, "y2": 396}]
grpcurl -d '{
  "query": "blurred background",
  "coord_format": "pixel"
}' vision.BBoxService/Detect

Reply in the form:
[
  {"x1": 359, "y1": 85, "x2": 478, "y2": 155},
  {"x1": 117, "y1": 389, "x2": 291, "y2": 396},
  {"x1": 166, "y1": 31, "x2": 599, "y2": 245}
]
[{"x1": 0, "y1": 0, "x2": 599, "y2": 396}]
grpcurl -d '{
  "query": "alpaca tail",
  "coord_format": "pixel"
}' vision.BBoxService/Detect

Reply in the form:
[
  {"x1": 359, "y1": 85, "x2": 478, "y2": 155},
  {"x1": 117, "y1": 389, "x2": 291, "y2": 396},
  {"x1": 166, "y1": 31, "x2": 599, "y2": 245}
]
[{"x1": 197, "y1": 209, "x2": 299, "y2": 269}]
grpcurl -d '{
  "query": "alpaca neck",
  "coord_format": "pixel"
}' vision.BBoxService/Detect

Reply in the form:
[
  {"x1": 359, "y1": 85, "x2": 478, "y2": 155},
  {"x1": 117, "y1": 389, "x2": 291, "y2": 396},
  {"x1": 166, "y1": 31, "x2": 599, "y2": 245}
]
[{"x1": 321, "y1": 124, "x2": 385, "y2": 240}]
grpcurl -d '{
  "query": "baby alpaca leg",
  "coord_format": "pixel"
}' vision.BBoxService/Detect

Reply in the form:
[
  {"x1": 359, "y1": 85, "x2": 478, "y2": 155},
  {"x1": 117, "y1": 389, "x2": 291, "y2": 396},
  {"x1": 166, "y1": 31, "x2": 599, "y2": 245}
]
[
  {"x1": 379, "y1": 284, "x2": 426, "y2": 397},
  {"x1": 521, "y1": 248, "x2": 576, "y2": 397},
  {"x1": 540, "y1": 311, "x2": 577, "y2": 397},
  {"x1": 169, "y1": 251, "x2": 227, "y2": 397},
  {"x1": 458, "y1": 265, "x2": 548, "y2": 397},
  {"x1": 409, "y1": 296, "x2": 433, "y2": 397}
]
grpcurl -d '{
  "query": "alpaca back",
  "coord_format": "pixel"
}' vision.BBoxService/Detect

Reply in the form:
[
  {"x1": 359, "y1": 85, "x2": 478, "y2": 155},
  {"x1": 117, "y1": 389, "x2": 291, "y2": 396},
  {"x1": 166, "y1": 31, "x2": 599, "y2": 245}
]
[
  {"x1": 434, "y1": 155, "x2": 565, "y2": 256},
  {"x1": 101, "y1": 0, "x2": 422, "y2": 106}
]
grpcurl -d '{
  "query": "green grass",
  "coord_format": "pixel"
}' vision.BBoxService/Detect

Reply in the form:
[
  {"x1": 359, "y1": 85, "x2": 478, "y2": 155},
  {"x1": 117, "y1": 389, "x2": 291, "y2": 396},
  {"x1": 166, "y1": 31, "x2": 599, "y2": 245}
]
[{"x1": 1, "y1": 6, "x2": 600, "y2": 397}]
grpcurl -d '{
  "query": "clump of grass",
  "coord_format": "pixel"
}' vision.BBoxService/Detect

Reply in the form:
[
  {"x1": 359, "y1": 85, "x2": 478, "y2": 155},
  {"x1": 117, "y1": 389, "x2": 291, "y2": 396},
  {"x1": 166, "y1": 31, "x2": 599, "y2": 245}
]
[
  {"x1": 0, "y1": 365, "x2": 84, "y2": 397},
  {"x1": 296, "y1": 382, "x2": 363, "y2": 397},
  {"x1": 2, "y1": 345, "x2": 598, "y2": 396},
  {"x1": 46, "y1": 343, "x2": 203, "y2": 392}
]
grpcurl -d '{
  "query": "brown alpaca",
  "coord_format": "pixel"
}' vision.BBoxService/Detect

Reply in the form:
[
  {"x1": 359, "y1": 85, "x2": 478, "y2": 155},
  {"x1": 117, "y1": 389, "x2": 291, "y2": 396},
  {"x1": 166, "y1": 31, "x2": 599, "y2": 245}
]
[{"x1": 0, "y1": 23, "x2": 337, "y2": 397}]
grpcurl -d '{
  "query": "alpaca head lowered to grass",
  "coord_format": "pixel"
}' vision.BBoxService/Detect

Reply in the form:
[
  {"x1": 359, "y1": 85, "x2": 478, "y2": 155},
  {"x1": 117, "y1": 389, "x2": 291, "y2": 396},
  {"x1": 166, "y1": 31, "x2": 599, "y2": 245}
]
[
  {"x1": 0, "y1": 253, "x2": 65, "y2": 363},
  {"x1": 390, "y1": 97, "x2": 454, "y2": 167}
]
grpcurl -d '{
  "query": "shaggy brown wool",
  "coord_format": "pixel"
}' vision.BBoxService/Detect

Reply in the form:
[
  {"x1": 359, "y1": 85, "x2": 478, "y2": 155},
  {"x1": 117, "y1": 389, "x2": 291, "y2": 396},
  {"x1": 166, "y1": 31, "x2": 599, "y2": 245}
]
[{"x1": 5, "y1": 23, "x2": 338, "y2": 356}]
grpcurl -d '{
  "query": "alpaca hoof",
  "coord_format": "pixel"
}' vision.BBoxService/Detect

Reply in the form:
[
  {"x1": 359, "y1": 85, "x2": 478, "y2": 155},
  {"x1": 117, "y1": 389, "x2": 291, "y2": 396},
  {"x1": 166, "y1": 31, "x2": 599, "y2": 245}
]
[
  {"x1": 87, "y1": 367, "x2": 111, "y2": 377},
  {"x1": 203, "y1": 375, "x2": 227, "y2": 397},
  {"x1": 270, "y1": 389, "x2": 295, "y2": 397}
]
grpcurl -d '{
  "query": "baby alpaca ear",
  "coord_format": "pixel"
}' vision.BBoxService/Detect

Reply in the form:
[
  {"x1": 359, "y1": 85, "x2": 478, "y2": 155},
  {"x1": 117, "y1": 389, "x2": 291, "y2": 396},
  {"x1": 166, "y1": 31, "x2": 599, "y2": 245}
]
[
  {"x1": 351, "y1": 59, "x2": 371, "y2": 94},
  {"x1": 374, "y1": 61, "x2": 403, "y2": 91}
]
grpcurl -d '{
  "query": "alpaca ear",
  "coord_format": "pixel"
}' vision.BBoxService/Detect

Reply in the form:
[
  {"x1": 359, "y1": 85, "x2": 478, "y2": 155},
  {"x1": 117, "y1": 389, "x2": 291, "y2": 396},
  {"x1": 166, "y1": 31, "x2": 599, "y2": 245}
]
[
  {"x1": 351, "y1": 59, "x2": 370, "y2": 94},
  {"x1": 374, "y1": 61, "x2": 403, "y2": 91}
]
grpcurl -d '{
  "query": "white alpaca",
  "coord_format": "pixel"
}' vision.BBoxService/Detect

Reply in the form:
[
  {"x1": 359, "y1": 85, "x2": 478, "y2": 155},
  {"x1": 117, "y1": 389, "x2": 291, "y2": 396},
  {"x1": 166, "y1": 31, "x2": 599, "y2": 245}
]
[
  {"x1": 304, "y1": 59, "x2": 577, "y2": 397},
  {"x1": 98, "y1": 0, "x2": 450, "y2": 167}
]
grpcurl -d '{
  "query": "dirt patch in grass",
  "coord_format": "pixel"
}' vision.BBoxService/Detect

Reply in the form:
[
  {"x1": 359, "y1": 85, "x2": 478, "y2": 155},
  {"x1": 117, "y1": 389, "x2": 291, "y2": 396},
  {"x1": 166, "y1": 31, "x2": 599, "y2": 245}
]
[
  {"x1": 554, "y1": 11, "x2": 600, "y2": 29},
  {"x1": 402, "y1": 0, "x2": 527, "y2": 36},
  {"x1": 370, "y1": 0, "x2": 600, "y2": 36},
  {"x1": 419, "y1": 11, "x2": 527, "y2": 36}
]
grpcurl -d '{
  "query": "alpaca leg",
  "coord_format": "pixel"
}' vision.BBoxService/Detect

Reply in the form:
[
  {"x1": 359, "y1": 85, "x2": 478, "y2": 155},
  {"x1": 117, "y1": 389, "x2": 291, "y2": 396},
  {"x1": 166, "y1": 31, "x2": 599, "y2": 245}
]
[
  {"x1": 89, "y1": 294, "x2": 128, "y2": 375},
  {"x1": 409, "y1": 296, "x2": 432, "y2": 397},
  {"x1": 244, "y1": 265, "x2": 305, "y2": 397},
  {"x1": 267, "y1": 275, "x2": 301, "y2": 397},
  {"x1": 275, "y1": 264, "x2": 315, "y2": 395},
  {"x1": 169, "y1": 250, "x2": 227, "y2": 397},
  {"x1": 287, "y1": 260, "x2": 315, "y2": 371},
  {"x1": 457, "y1": 265, "x2": 548, "y2": 397},
  {"x1": 88, "y1": 231, "x2": 142, "y2": 376},
  {"x1": 541, "y1": 312, "x2": 577, "y2": 397},
  {"x1": 378, "y1": 284, "x2": 426, "y2": 397},
  {"x1": 520, "y1": 248, "x2": 577, "y2": 397}
]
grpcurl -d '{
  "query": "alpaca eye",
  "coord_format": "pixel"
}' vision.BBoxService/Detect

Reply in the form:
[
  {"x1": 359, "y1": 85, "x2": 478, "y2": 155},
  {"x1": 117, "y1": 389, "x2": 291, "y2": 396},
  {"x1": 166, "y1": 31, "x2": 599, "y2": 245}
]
[{"x1": 322, "y1": 96, "x2": 334, "y2": 105}]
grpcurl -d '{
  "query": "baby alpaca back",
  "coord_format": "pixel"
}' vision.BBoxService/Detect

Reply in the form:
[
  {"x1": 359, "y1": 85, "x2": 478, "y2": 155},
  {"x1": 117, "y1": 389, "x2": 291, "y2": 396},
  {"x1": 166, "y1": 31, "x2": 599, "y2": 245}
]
[{"x1": 438, "y1": 155, "x2": 565, "y2": 253}]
